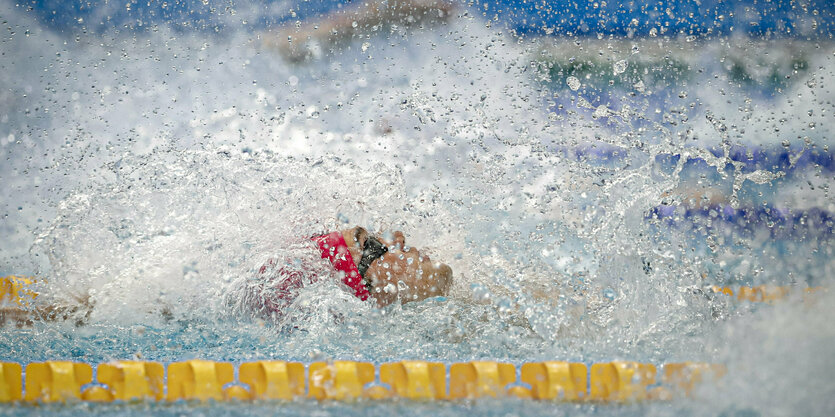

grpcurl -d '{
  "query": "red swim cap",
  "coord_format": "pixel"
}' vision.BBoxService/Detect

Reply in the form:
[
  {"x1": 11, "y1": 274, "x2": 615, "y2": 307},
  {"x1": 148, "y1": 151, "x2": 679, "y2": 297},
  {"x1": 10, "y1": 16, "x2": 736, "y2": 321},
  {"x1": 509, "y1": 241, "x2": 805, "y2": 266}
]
[{"x1": 311, "y1": 231, "x2": 370, "y2": 301}]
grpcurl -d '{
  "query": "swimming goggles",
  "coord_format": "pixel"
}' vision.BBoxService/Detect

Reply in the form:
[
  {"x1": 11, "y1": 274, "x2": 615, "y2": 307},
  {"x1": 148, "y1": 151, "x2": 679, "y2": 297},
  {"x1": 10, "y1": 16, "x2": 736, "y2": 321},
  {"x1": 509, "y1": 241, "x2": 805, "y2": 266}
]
[{"x1": 356, "y1": 228, "x2": 388, "y2": 289}]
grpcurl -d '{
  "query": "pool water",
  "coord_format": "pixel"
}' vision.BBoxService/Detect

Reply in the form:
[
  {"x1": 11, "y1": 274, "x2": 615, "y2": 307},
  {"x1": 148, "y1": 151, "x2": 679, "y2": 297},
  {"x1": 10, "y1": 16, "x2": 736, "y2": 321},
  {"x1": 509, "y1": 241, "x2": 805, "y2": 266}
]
[{"x1": 1, "y1": 1, "x2": 834, "y2": 415}]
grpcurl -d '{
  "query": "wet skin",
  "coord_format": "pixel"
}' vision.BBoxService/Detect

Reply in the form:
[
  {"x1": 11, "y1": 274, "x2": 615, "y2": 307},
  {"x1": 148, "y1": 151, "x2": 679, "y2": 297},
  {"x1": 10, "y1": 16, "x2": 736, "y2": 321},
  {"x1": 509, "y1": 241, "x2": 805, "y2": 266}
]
[{"x1": 341, "y1": 227, "x2": 453, "y2": 307}]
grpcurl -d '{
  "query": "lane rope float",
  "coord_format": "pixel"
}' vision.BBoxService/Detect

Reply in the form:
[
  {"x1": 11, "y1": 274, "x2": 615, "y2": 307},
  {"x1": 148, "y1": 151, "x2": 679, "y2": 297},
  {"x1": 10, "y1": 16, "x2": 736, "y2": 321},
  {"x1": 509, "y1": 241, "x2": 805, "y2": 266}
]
[
  {"x1": 708, "y1": 285, "x2": 825, "y2": 303},
  {"x1": 0, "y1": 360, "x2": 725, "y2": 404}
]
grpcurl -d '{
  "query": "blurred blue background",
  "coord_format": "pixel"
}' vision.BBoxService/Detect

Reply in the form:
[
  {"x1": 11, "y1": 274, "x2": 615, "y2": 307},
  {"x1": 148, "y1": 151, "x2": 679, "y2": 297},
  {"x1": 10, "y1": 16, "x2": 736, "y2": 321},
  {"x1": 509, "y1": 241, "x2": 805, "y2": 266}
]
[{"x1": 21, "y1": 0, "x2": 835, "y2": 37}]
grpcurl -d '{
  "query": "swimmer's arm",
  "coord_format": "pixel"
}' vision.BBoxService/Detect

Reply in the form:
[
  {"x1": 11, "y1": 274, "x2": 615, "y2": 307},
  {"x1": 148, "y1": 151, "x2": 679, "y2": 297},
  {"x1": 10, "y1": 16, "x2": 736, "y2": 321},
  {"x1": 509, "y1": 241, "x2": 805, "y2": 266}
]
[{"x1": 0, "y1": 294, "x2": 93, "y2": 326}]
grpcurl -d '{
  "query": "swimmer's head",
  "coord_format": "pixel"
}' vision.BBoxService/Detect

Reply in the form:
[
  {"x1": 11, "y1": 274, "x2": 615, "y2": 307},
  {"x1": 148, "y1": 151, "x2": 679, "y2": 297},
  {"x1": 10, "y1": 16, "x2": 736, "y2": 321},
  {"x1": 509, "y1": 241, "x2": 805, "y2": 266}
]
[{"x1": 341, "y1": 226, "x2": 453, "y2": 307}]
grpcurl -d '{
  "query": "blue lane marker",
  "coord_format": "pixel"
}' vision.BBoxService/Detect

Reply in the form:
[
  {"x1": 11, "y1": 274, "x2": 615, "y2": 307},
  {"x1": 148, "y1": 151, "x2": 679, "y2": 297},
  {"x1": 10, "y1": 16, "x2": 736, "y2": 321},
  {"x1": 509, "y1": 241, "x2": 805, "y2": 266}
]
[{"x1": 648, "y1": 204, "x2": 835, "y2": 238}]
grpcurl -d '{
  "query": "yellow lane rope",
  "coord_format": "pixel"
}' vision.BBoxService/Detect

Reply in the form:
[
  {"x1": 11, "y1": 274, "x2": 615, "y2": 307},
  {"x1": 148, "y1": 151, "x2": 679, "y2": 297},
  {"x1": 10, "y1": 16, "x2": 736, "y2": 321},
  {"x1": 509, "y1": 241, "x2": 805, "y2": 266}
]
[
  {"x1": 0, "y1": 276, "x2": 38, "y2": 306},
  {"x1": 1, "y1": 360, "x2": 723, "y2": 403},
  {"x1": 709, "y1": 285, "x2": 825, "y2": 303}
]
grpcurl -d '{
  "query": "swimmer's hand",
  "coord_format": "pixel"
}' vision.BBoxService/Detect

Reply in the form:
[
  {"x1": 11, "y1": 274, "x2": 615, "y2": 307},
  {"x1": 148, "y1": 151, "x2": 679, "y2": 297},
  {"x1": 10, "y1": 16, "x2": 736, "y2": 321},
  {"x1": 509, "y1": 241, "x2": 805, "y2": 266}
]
[{"x1": 378, "y1": 230, "x2": 406, "y2": 250}]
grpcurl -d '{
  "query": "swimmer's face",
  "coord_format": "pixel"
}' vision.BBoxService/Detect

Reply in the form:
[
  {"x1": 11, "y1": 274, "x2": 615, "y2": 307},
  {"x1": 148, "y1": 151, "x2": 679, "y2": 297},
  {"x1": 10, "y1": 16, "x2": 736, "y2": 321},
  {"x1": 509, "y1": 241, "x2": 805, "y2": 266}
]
[{"x1": 343, "y1": 227, "x2": 453, "y2": 307}]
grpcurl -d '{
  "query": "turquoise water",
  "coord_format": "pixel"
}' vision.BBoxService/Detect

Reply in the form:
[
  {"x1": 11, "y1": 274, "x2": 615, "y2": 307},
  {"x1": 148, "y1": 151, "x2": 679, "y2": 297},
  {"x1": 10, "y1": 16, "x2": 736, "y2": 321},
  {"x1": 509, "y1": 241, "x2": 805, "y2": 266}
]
[{"x1": 2, "y1": 0, "x2": 835, "y2": 415}]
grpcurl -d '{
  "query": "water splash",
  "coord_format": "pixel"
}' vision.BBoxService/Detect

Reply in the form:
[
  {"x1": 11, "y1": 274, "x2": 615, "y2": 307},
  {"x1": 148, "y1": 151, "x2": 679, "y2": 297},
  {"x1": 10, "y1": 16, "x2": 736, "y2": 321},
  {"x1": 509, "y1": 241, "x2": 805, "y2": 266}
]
[{"x1": 1, "y1": 1, "x2": 834, "y2": 415}]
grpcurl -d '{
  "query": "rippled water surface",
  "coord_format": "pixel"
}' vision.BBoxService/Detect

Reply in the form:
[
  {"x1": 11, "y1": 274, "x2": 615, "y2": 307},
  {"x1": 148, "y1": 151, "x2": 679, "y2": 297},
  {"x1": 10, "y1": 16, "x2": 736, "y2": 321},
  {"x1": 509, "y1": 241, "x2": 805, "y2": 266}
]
[{"x1": 1, "y1": 1, "x2": 834, "y2": 415}]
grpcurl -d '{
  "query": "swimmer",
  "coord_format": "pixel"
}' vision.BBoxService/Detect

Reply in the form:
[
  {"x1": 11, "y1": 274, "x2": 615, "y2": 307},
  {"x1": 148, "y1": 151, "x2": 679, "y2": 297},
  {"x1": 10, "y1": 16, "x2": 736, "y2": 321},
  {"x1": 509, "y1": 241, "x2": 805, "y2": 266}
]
[
  {"x1": 264, "y1": 0, "x2": 454, "y2": 62},
  {"x1": 1, "y1": 225, "x2": 453, "y2": 326},
  {"x1": 333, "y1": 225, "x2": 453, "y2": 307},
  {"x1": 234, "y1": 225, "x2": 453, "y2": 320}
]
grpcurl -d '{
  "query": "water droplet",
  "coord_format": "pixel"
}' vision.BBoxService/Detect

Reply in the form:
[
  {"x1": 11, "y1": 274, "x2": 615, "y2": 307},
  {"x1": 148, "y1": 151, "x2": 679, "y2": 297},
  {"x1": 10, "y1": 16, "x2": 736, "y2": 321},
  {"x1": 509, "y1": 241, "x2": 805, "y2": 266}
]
[
  {"x1": 471, "y1": 283, "x2": 492, "y2": 302},
  {"x1": 593, "y1": 105, "x2": 611, "y2": 119},
  {"x1": 566, "y1": 76, "x2": 581, "y2": 91},
  {"x1": 497, "y1": 298, "x2": 513, "y2": 314},
  {"x1": 613, "y1": 59, "x2": 628, "y2": 75}
]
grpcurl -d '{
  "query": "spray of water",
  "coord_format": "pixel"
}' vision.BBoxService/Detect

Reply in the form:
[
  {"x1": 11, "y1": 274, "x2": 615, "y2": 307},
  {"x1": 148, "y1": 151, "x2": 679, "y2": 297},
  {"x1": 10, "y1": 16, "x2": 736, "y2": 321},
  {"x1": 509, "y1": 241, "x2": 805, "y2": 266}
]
[{"x1": 2, "y1": 1, "x2": 834, "y2": 414}]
